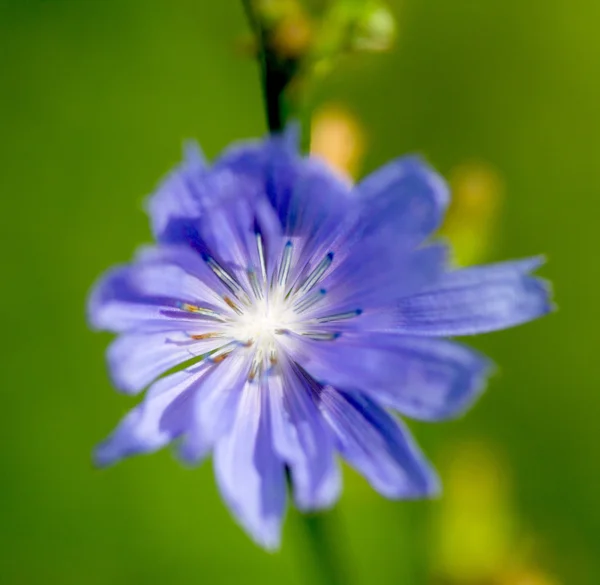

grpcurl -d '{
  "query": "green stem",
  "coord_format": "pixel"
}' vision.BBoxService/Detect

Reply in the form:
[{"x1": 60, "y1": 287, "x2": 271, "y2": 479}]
[
  {"x1": 242, "y1": 0, "x2": 297, "y2": 133},
  {"x1": 298, "y1": 511, "x2": 352, "y2": 585}
]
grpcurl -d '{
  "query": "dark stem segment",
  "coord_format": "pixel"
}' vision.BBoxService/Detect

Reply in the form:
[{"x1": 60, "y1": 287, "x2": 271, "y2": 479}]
[
  {"x1": 262, "y1": 54, "x2": 290, "y2": 132},
  {"x1": 298, "y1": 511, "x2": 352, "y2": 585},
  {"x1": 242, "y1": 0, "x2": 298, "y2": 133},
  {"x1": 285, "y1": 466, "x2": 352, "y2": 585}
]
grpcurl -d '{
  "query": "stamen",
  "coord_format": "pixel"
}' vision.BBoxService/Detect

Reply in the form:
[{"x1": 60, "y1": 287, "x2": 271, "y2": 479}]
[
  {"x1": 301, "y1": 331, "x2": 341, "y2": 341},
  {"x1": 189, "y1": 332, "x2": 222, "y2": 340},
  {"x1": 207, "y1": 342, "x2": 237, "y2": 363},
  {"x1": 296, "y1": 252, "x2": 334, "y2": 294},
  {"x1": 256, "y1": 232, "x2": 267, "y2": 283},
  {"x1": 293, "y1": 288, "x2": 326, "y2": 313},
  {"x1": 314, "y1": 309, "x2": 363, "y2": 323},
  {"x1": 268, "y1": 342, "x2": 277, "y2": 366},
  {"x1": 176, "y1": 302, "x2": 225, "y2": 321},
  {"x1": 247, "y1": 268, "x2": 262, "y2": 299},
  {"x1": 248, "y1": 349, "x2": 264, "y2": 381},
  {"x1": 223, "y1": 296, "x2": 243, "y2": 315},
  {"x1": 277, "y1": 241, "x2": 293, "y2": 288},
  {"x1": 205, "y1": 255, "x2": 248, "y2": 301}
]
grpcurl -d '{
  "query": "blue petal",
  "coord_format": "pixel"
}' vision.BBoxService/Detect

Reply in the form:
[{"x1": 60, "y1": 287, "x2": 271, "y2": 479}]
[
  {"x1": 214, "y1": 384, "x2": 286, "y2": 551},
  {"x1": 94, "y1": 365, "x2": 208, "y2": 467},
  {"x1": 107, "y1": 330, "x2": 221, "y2": 395},
  {"x1": 319, "y1": 387, "x2": 439, "y2": 498},
  {"x1": 215, "y1": 130, "x2": 354, "y2": 275},
  {"x1": 268, "y1": 362, "x2": 341, "y2": 511},
  {"x1": 291, "y1": 334, "x2": 491, "y2": 421},
  {"x1": 87, "y1": 266, "x2": 175, "y2": 333},
  {"x1": 87, "y1": 249, "x2": 229, "y2": 334},
  {"x1": 320, "y1": 242, "x2": 447, "y2": 315},
  {"x1": 354, "y1": 156, "x2": 449, "y2": 246},
  {"x1": 129, "y1": 251, "x2": 229, "y2": 312},
  {"x1": 269, "y1": 158, "x2": 354, "y2": 289},
  {"x1": 395, "y1": 257, "x2": 553, "y2": 336},
  {"x1": 178, "y1": 352, "x2": 251, "y2": 464},
  {"x1": 214, "y1": 126, "x2": 300, "y2": 227},
  {"x1": 145, "y1": 142, "x2": 207, "y2": 240},
  {"x1": 194, "y1": 169, "x2": 283, "y2": 282},
  {"x1": 88, "y1": 241, "x2": 249, "y2": 337},
  {"x1": 376, "y1": 338, "x2": 492, "y2": 420},
  {"x1": 153, "y1": 163, "x2": 285, "y2": 288}
]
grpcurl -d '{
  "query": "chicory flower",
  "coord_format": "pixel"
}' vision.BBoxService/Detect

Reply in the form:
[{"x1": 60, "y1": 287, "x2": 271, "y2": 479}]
[{"x1": 89, "y1": 130, "x2": 551, "y2": 549}]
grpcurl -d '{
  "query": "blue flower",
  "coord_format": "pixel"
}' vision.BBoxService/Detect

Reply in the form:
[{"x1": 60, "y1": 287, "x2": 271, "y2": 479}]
[{"x1": 88, "y1": 130, "x2": 552, "y2": 549}]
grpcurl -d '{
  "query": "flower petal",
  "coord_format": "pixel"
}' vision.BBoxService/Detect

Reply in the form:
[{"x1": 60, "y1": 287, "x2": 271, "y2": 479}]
[
  {"x1": 107, "y1": 331, "x2": 221, "y2": 394},
  {"x1": 178, "y1": 352, "x2": 252, "y2": 464},
  {"x1": 94, "y1": 365, "x2": 208, "y2": 467},
  {"x1": 394, "y1": 257, "x2": 553, "y2": 336},
  {"x1": 214, "y1": 384, "x2": 286, "y2": 550},
  {"x1": 145, "y1": 142, "x2": 207, "y2": 240},
  {"x1": 319, "y1": 387, "x2": 439, "y2": 498},
  {"x1": 214, "y1": 126, "x2": 300, "y2": 227},
  {"x1": 214, "y1": 130, "x2": 354, "y2": 280},
  {"x1": 129, "y1": 260, "x2": 227, "y2": 314},
  {"x1": 377, "y1": 337, "x2": 492, "y2": 420},
  {"x1": 87, "y1": 252, "x2": 229, "y2": 334},
  {"x1": 320, "y1": 243, "x2": 447, "y2": 316},
  {"x1": 290, "y1": 334, "x2": 491, "y2": 421},
  {"x1": 268, "y1": 363, "x2": 341, "y2": 511},
  {"x1": 354, "y1": 156, "x2": 449, "y2": 246},
  {"x1": 87, "y1": 266, "x2": 175, "y2": 333},
  {"x1": 194, "y1": 170, "x2": 284, "y2": 285}
]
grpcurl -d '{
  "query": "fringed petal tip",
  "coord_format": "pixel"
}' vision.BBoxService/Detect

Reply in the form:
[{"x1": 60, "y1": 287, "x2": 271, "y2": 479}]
[
  {"x1": 358, "y1": 154, "x2": 450, "y2": 212},
  {"x1": 512, "y1": 253, "x2": 557, "y2": 315},
  {"x1": 416, "y1": 347, "x2": 496, "y2": 423},
  {"x1": 92, "y1": 422, "x2": 150, "y2": 470},
  {"x1": 144, "y1": 142, "x2": 207, "y2": 239},
  {"x1": 86, "y1": 266, "x2": 126, "y2": 332},
  {"x1": 537, "y1": 276, "x2": 557, "y2": 315},
  {"x1": 293, "y1": 471, "x2": 342, "y2": 513},
  {"x1": 216, "y1": 483, "x2": 285, "y2": 552},
  {"x1": 92, "y1": 437, "x2": 124, "y2": 469},
  {"x1": 175, "y1": 435, "x2": 209, "y2": 468},
  {"x1": 401, "y1": 464, "x2": 442, "y2": 500},
  {"x1": 181, "y1": 140, "x2": 206, "y2": 167},
  {"x1": 379, "y1": 451, "x2": 442, "y2": 500}
]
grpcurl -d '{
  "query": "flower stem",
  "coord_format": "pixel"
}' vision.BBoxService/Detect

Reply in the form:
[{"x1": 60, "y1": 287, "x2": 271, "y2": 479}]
[
  {"x1": 241, "y1": 0, "x2": 298, "y2": 133},
  {"x1": 297, "y1": 510, "x2": 352, "y2": 585}
]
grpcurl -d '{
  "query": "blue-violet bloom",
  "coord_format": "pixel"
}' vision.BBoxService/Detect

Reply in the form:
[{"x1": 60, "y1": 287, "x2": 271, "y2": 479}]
[{"x1": 89, "y1": 130, "x2": 552, "y2": 549}]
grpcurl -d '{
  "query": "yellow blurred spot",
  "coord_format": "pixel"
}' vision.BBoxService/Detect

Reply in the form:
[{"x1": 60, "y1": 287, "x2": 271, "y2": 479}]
[
  {"x1": 500, "y1": 569, "x2": 561, "y2": 585},
  {"x1": 255, "y1": 0, "x2": 313, "y2": 59},
  {"x1": 310, "y1": 104, "x2": 366, "y2": 179},
  {"x1": 440, "y1": 161, "x2": 504, "y2": 266},
  {"x1": 432, "y1": 441, "x2": 515, "y2": 582},
  {"x1": 430, "y1": 440, "x2": 563, "y2": 585},
  {"x1": 271, "y1": 14, "x2": 312, "y2": 59}
]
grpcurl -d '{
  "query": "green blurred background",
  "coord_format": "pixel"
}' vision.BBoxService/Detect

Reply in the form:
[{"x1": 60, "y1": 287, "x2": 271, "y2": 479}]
[{"x1": 1, "y1": 1, "x2": 597, "y2": 584}]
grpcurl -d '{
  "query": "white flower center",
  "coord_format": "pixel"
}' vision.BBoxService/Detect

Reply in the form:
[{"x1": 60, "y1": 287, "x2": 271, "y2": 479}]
[
  {"x1": 177, "y1": 236, "x2": 361, "y2": 381},
  {"x1": 229, "y1": 296, "x2": 296, "y2": 346}
]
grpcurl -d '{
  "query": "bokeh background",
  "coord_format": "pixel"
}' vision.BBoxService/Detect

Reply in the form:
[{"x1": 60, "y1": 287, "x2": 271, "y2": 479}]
[{"x1": 1, "y1": 1, "x2": 598, "y2": 584}]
